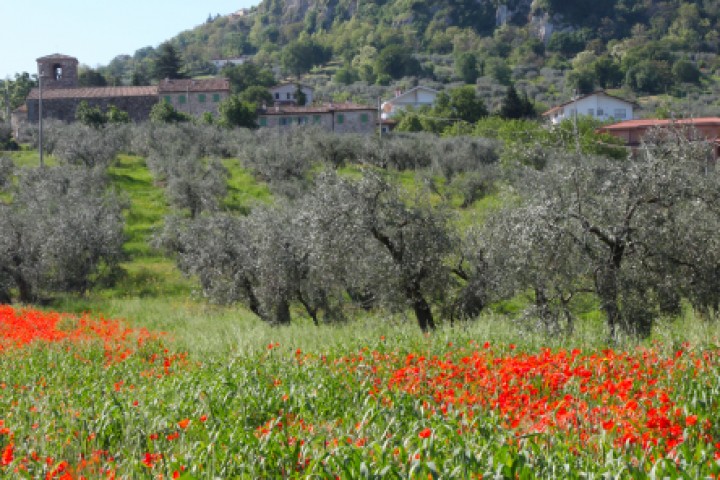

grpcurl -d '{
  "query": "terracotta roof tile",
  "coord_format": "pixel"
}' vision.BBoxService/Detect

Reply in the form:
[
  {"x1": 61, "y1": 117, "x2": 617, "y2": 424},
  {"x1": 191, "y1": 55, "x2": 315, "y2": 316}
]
[
  {"x1": 600, "y1": 117, "x2": 720, "y2": 130},
  {"x1": 260, "y1": 103, "x2": 375, "y2": 115},
  {"x1": 26, "y1": 86, "x2": 158, "y2": 100},
  {"x1": 158, "y1": 78, "x2": 230, "y2": 93}
]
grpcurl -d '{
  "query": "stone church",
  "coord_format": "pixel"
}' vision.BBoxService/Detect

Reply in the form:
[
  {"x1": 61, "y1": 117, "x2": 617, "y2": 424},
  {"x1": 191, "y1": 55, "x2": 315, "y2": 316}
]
[{"x1": 24, "y1": 54, "x2": 231, "y2": 123}]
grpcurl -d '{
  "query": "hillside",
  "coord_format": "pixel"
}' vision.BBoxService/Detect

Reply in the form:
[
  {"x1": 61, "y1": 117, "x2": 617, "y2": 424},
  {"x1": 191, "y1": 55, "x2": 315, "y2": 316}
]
[{"x1": 86, "y1": 0, "x2": 720, "y2": 117}]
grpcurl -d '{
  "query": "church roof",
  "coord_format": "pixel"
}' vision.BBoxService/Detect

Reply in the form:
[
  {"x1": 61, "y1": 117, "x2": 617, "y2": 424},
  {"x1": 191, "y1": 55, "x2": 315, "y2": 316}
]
[{"x1": 26, "y1": 86, "x2": 158, "y2": 100}]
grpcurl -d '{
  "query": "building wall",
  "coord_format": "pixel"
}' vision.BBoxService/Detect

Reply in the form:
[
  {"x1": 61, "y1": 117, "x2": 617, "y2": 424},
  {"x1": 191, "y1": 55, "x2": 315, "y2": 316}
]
[
  {"x1": 27, "y1": 96, "x2": 158, "y2": 123},
  {"x1": 382, "y1": 88, "x2": 438, "y2": 119},
  {"x1": 37, "y1": 57, "x2": 79, "y2": 89},
  {"x1": 160, "y1": 91, "x2": 228, "y2": 117},
  {"x1": 269, "y1": 85, "x2": 314, "y2": 105},
  {"x1": 549, "y1": 95, "x2": 634, "y2": 124},
  {"x1": 258, "y1": 110, "x2": 376, "y2": 134}
]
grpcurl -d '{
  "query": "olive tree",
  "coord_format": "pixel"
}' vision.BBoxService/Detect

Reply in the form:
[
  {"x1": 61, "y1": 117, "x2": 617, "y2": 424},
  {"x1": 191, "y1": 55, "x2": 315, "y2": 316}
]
[
  {"x1": 43, "y1": 122, "x2": 127, "y2": 169},
  {"x1": 304, "y1": 171, "x2": 460, "y2": 331},
  {"x1": 487, "y1": 128, "x2": 719, "y2": 338},
  {"x1": 157, "y1": 203, "x2": 345, "y2": 325},
  {"x1": 164, "y1": 156, "x2": 229, "y2": 218},
  {"x1": 0, "y1": 166, "x2": 125, "y2": 303}
]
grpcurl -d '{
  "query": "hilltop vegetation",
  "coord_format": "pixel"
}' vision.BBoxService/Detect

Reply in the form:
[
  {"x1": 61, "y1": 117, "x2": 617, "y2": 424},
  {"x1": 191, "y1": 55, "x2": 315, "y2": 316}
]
[
  {"x1": 3, "y1": 0, "x2": 720, "y2": 123},
  {"x1": 94, "y1": 0, "x2": 720, "y2": 112}
]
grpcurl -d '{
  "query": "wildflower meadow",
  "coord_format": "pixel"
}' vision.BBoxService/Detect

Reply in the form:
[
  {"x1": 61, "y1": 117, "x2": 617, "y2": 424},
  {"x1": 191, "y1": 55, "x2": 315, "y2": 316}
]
[{"x1": 1, "y1": 305, "x2": 720, "y2": 478}]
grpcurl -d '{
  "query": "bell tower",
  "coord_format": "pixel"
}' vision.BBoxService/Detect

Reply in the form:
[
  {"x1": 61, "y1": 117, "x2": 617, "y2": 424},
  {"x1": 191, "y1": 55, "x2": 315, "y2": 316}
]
[{"x1": 36, "y1": 54, "x2": 79, "y2": 89}]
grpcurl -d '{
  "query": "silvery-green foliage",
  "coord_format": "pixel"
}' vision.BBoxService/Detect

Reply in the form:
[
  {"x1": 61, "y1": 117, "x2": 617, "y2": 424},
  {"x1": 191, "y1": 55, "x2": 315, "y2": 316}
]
[
  {"x1": 155, "y1": 214, "x2": 263, "y2": 314},
  {"x1": 0, "y1": 166, "x2": 125, "y2": 302},
  {"x1": 239, "y1": 129, "x2": 315, "y2": 199},
  {"x1": 361, "y1": 133, "x2": 437, "y2": 170},
  {"x1": 0, "y1": 156, "x2": 13, "y2": 190},
  {"x1": 304, "y1": 170, "x2": 459, "y2": 331},
  {"x1": 165, "y1": 156, "x2": 229, "y2": 218},
  {"x1": 46, "y1": 123, "x2": 124, "y2": 169},
  {"x1": 132, "y1": 123, "x2": 242, "y2": 168},
  {"x1": 300, "y1": 128, "x2": 363, "y2": 168},
  {"x1": 489, "y1": 127, "x2": 719, "y2": 338},
  {"x1": 431, "y1": 136, "x2": 500, "y2": 181}
]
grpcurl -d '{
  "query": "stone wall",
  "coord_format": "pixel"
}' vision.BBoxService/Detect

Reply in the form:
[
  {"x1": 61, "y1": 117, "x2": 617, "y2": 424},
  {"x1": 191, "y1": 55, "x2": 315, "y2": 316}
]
[
  {"x1": 27, "y1": 96, "x2": 158, "y2": 123},
  {"x1": 160, "y1": 91, "x2": 228, "y2": 117}
]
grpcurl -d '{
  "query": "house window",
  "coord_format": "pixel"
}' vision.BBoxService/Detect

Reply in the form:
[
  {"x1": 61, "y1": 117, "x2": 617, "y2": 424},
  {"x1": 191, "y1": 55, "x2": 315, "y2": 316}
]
[
  {"x1": 587, "y1": 108, "x2": 594, "y2": 116},
  {"x1": 213, "y1": 94, "x2": 221, "y2": 102},
  {"x1": 360, "y1": 113, "x2": 369, "y2": 123},
  {"x1": 179, "y1": 95, "x2": 187, "y2": 104},
  {"x1": 337, "y1": 114, "x2": 344, "y2": 125},
  {"x1": 279, "y1": 117, "x2": 288, "y2": 126},
  {"x1": 287, "y1": 93, "x2": 292, "y2": 100},
  {"x1": 259, "y1": 117, "x2": 267, "y2": 127},
  {"x1": 164, "y1": 96, "x2": 172, "y2": 104},
  {"x1": 597, "y1": 108, "x2": 604, "y2": 116},
  {"x1": 198, "y1": 94, "x2": 206, "y2": 103},
  {"x1": 313, "y1": 115, "x2": 321, "y2": 124},
  {"x1": 613, "y1": 108, "x2": 626, "y2": 119},
  {"x1": 297, "y1": 116, "x2": 308, "y2": 125},
  {"x1": 275, "y1": 93, "x2": 280, "y2": 100}
]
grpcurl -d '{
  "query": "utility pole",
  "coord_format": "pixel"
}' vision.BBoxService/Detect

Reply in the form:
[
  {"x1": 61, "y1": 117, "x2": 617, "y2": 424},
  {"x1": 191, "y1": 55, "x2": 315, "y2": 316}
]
[
  {"x1": 572, "y1": 89, "x2": 580, "y2": 154},
  {"x1": 38, "y1": 68, "x2": 44, "y2": 168},
  {"x1": 378, "y1": 97, "x2": 382, "y2": 141},
  {"x1": 3, "y1": 78, "x2": 10, "y2": 125}
]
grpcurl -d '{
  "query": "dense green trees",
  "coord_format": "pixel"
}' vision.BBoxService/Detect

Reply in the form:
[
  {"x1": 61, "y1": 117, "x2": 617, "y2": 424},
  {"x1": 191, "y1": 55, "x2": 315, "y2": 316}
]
[
  {"x1": 153, "y1": 42, "x2": 186, "y2": 80},
  {"x1": 218, "y1": 96, "x2": 258, "y2": 129},
  {"x1": 280, "y1": 35, "x2": 332, "y2": 77}
]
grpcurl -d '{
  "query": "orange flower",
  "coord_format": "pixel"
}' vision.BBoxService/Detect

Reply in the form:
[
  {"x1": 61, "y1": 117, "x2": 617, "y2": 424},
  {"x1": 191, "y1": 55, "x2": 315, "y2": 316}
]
[
  {"x1": 418, "y1": 428, "x2": 432, "y2": 439},
  {"x1": 178, "y1": 418, "x2": 190, "y2": 430}
]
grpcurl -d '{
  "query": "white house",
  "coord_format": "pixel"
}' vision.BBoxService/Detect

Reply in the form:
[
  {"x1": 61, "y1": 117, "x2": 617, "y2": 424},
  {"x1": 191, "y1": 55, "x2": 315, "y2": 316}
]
[
  {"x1": 269, "y1": 83, "x2": 314, "y2": 105},
  {"x1": 380, "y1": 86, "x2": 439, "y2": 120},
  {"x1": 542, "y1": 90, "x2": 638, "y2": 125},
  {"x1": 211, "y1": 56, "x2": 253, "y2": 70}
]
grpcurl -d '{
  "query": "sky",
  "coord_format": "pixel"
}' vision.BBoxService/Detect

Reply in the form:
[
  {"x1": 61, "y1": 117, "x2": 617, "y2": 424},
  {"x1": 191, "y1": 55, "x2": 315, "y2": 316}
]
[{"x1": 0, "y1": 0, "x2": 259, "y2": 79}]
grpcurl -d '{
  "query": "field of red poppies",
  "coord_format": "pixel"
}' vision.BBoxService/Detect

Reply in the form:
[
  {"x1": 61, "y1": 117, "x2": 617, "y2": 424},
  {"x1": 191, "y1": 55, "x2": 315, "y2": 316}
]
[{"x1": 1, "y1": 305, "x2": 720, "y2": 478}]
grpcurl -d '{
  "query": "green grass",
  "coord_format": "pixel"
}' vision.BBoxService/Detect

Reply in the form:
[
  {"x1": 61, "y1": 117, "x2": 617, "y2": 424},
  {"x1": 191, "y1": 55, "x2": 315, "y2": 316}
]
[
  {"x1": 6, "y1": 145, "x2": 57, "y2": 167},
  {"x1": 222, "y1": 157, "x2": 273, "y2": 211}
]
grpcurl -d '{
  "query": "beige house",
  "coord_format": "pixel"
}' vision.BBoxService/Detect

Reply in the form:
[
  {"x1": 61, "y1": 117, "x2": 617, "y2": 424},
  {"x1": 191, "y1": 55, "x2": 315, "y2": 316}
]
[
  {"x1": 158, "y1": 78, "x2": 231, "y2": 117},
  {"x1": 269, "y1": 83, "x2": 314, "y2": 105},
  {"x1": 258, "y1": 103, "x2": 376, "y2": 134}
]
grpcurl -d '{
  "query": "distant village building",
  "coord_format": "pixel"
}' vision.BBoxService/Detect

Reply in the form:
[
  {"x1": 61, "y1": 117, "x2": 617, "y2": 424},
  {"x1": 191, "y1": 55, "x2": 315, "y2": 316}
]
[
  {"x1": 542, "y1": 90, "x2": 637, "y2": 125},
  {"x1": 380, "y1": 86, "x2": 439, "y2": 120},
  {"x1": 597, "y1": 117, "x2": 720, "y2": 159},
  {"x1": 158, "y1": 78, "x2": 230, "y2": 116},
  {"x1": 258, "y1": 103, "x2": 377, "y2": 134},
  {"x1": 269, "y1": 83, "x2": 314, "y2": 105},
  {"x1": 23, "y1": 54, "x2": 230, "y2": 124},
  {"x1": 211, "y1": 55, "x2": 253, "y2": 70}
]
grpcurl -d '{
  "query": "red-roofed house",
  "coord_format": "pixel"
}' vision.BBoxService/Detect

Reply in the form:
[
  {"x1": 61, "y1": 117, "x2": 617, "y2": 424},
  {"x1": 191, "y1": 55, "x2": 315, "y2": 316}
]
[
  {"x1": 158, "y1": 78, "x2": 230, "y2": 116},
  {"x1": 597, "y1": 117, "x2": 720, "y2": 159},
  {"x1": 23, "y1": 54, "x2": 232, "y2": 124}
]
